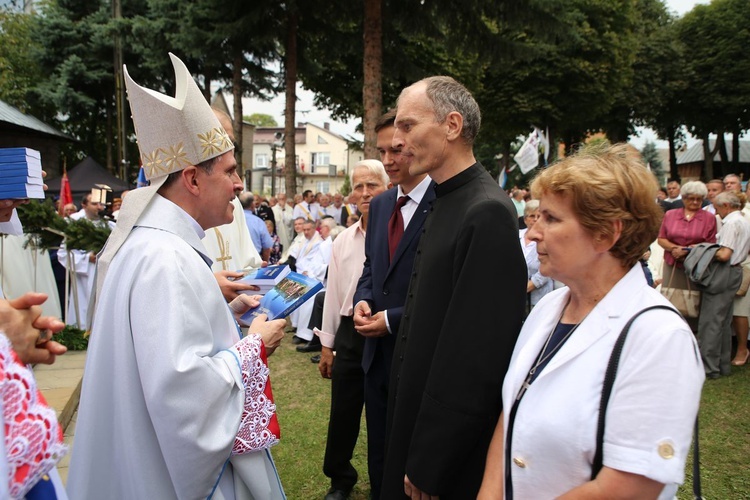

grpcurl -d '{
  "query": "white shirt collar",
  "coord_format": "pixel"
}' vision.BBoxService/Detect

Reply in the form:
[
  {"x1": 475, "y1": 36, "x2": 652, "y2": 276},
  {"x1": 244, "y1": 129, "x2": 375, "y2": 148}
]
[{"x1": 398, "y1": 175, "x2": 432, "y2": 205}]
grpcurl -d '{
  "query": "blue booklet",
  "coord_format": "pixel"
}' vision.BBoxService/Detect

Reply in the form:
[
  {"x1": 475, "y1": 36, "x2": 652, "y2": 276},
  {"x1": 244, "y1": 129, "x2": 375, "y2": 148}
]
[
  {"x1": 237, "y1": 264, "x2": 292, "y2": 295},
  {"x1": 0, "y1": 147, "x2": 41, "y2": 160},
  {"x1": 0, "y1": 148, "x2": 44, "y2": 199},
  {"x1": 238, "y1": 271, "x2": 323, "y2": 325},
  {"x1": 0, "y1": 185, "x2": 44, "y2": 199}
]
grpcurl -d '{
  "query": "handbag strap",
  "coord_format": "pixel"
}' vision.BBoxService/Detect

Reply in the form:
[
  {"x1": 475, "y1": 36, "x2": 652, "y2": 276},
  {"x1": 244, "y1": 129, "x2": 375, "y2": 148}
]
[{"x1": 592, "y1": 305, "x2": 701, "y2": 498}]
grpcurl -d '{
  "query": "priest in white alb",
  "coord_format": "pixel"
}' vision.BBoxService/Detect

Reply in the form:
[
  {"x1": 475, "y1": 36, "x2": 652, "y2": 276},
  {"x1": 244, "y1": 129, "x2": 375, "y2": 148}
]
[
  {"x1": 202, "y1": 108, "x2": 264, "y2": 302},
  {"x1": 67, "y1": 53, "x2": 287, "y2": 500}
]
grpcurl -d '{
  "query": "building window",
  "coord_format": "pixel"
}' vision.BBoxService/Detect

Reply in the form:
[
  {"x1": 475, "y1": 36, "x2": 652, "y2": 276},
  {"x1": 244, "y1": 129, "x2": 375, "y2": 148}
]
[
  {"x1": 316, "y1": 181, "x2": 330, "y2": 194},
  {"x1": 311, "y1": 152, "x2": 330, "y2": 174},
  {"x1": 256, "y1": 154, "x2": 268, "y2": 169},
  {"x1": 317, "y1": 135, "x2": 328, "y2": 144}
]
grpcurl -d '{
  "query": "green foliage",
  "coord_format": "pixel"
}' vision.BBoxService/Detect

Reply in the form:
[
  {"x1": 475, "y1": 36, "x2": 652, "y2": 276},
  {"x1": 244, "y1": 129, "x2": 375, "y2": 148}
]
[
  {"x1": 244, "y1": 113, "x2": 278, "y2": 127},
  {"x1": 641, "y1": 141, "x2": 666, "y2": 183},
  {"x1": 0, "y1": 9, "x2": 44, "y2": 111},
  {"x1": 16, "y1": 200, "x2": 111, "y2": 253},
  {"x1": 677, "y1": 0, "x2": 750, "y2": 137},
  {"x1": 15, "y1": 199, "x2": 67, "y2": 250},
  {"x1": 339, "y1": 174, "x2": 351, "y2": 196},
  {"x1": 64, "y1": 218, "x2": 111, "y2": 253},
  {"x1": 54, "y1": 325, "x2": 89, "y2": 350}
]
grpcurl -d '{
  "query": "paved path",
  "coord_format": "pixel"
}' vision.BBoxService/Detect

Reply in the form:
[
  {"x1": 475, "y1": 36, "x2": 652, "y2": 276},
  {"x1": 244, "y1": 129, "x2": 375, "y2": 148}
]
[{"x1": 34, "y1": 350, "x2": 86, "y2": 485}]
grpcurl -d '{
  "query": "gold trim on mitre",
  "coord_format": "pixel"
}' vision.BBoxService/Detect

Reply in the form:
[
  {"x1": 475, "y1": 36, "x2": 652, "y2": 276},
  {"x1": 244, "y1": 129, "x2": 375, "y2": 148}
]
[{"x1": 123, "y1": 53, "x2": 234, "y2": 181}]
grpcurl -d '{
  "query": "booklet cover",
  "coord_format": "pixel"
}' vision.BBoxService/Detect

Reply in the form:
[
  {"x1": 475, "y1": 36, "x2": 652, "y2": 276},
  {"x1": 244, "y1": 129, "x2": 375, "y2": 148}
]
[
  {"x1": 238, "y1": 271, "x2": 323, "y2": 325},
  {"x1": 0, "y1": 147, "x2": 41, "y2": 160},
  {"x1": 237, "y1": 264, "x2": 292, "y2": 295}
]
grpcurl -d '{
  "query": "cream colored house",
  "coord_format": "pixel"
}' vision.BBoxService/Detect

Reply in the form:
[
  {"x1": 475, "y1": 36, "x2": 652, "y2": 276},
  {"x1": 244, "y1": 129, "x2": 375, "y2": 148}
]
[{"x1": 252, "y1": 122, "x2": 363, "y2": 195}]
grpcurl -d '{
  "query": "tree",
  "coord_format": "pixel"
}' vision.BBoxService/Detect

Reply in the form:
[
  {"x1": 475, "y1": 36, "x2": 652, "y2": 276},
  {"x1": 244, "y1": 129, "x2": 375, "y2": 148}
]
[
  {"x1": 0, "y1": 9, "x2": 44, "y2": 113},
  {"x1": 678, "y1": 0, "x2": 750, "y2": 178},
  {"x1": 244, "y1": 113, "x2": 278, "y2": 127},
  {"x1": 31, "y1": 0, "x2": 138, "y2": 173},
  {"x1": 641, "y1": 141, "x2": 666, "y2": 184}
]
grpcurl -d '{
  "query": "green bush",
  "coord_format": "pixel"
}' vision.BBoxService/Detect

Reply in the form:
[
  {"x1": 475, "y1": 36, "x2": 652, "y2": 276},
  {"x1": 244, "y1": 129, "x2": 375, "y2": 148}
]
[{"x1": 54, "y1": 325, "x2": 88, "y2": 351}]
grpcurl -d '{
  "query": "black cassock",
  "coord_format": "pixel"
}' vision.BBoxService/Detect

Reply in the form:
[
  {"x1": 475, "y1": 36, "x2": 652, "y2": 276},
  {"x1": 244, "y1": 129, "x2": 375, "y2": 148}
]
[{"x1": 382, "y1": 162, "x2": 527, "y2": 499}]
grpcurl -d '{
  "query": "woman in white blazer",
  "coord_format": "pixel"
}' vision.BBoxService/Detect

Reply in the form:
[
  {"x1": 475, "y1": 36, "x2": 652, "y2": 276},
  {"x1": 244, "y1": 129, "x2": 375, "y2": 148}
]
[{"x1": 478, "y1": 144, "x2": 705, "y2": 499}]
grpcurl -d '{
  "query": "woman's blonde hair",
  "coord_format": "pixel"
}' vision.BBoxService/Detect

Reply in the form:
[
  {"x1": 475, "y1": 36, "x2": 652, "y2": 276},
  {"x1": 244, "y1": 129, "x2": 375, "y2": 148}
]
[{"x1": 530, "y1": 143, "x2": 663, "y2": 268}]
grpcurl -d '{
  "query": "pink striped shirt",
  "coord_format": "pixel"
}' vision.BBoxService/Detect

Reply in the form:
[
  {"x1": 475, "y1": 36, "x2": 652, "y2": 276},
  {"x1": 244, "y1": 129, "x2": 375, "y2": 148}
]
[{"x1": 659, "y1": 208, "x2": 717, "y2": 266}]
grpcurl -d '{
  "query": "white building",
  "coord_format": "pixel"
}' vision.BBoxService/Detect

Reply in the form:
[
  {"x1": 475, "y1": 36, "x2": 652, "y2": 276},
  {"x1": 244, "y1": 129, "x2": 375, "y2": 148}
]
[{"x1": 252, "y1": 123, "x2": 363, "y2": 195}]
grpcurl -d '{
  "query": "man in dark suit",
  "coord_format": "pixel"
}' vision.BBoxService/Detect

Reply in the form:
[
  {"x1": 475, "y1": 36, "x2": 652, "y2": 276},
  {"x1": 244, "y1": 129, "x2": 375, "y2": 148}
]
[
  {"x1": 353, "y1": 109, "x2": 436, "y2": 500},
  {"x1": 380, "y1": 77, "x2": 526, "y2": 499}
]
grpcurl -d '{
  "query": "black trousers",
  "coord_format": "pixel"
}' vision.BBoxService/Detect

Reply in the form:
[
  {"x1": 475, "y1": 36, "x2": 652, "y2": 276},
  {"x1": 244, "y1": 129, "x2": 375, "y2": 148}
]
[
  {"x1": 364, "y1": 345, "x2": 389, "y2": 500},
  {"x1": 323, "y1": 316, "x2": 365, "y2": 493}
]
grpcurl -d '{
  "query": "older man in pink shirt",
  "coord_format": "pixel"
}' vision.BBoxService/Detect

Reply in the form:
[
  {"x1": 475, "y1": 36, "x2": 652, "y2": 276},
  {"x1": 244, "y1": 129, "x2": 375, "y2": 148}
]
[{"x1": 314, "y1": 160, "x2": 388, "y2": 500}]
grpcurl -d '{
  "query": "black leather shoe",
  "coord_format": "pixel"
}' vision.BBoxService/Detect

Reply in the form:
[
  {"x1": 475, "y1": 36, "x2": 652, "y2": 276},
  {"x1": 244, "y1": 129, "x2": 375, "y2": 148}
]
[
  {"x1": 324, "y1": 489, "x2": 349, "y2": 500},
  {"x1": 296, "y1": 341, "x2": 322, "y2": 353},
  {"x1": 291, "y1": 335, "x2": 306, "y2": 345},
  {"x1": 310, "y1": 354, "x2": 321, "y2": 363}
]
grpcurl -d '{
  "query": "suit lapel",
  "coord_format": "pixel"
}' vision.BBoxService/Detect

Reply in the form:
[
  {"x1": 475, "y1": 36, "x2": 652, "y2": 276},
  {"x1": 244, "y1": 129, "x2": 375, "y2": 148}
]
[{"x1": 386, "y1": 185, "x2": 436, "y2": 279}]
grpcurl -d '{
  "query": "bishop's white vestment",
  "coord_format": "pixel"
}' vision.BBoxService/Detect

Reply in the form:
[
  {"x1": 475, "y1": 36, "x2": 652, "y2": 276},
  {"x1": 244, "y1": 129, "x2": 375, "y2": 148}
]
[{"x1": 67, "y1": 195, "x2": 284, "y2": 500}]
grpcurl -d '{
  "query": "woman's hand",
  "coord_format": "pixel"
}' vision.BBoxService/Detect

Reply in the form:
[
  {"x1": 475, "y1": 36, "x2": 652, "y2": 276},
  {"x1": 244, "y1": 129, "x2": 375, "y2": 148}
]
[{"x1": 670, "y1": 247, "x2": 688, "y2": 261}]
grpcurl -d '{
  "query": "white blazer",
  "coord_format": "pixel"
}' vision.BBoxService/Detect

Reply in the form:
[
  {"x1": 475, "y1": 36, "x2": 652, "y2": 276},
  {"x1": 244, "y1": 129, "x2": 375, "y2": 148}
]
[{"x1": 502, "y1": 265, "x2": 704, "y2": 499}]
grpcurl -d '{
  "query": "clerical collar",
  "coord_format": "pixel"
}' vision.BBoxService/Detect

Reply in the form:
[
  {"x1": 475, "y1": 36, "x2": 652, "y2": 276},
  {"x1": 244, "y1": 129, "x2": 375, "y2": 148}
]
[
  {"x1": 398, "y1": 175, "x2": 432, "y2": 205},
  {"x1": 154, "y1": 194, "x2": 206, "y2": 240},
  {"x1": 434, "y1": 162, "x2": 483, "y2": 198}
]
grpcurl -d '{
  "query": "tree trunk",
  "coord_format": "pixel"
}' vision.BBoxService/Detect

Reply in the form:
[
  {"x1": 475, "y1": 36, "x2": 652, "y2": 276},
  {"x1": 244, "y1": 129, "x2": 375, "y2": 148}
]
[
  {"x1": 667, "y1": 126, "x2": 679, "y2": 182},
  {"x1": 702, "y1": 133, "x2": 714, "y2": 181},
  {"x1": 362, "y1": 0, "x2": 383, "y2": 159},
  {"x1": 717, "y1": 133, "x2": 729, "y2": 177},
  {"x1": 233, "y1": 51, "x2": 244, "y2": 182},
  {"x1": 284, "y1": 10, "x2": 299, "y2": 196},
  {"x1": 732, "y1": 127, "x2": 740, "y2": 173},
  {"x1": 546, "y1": 124, "x2": 557, "y2": 164},
  {"x1": 106, "y1": 101, "x2": 113, "y2": 173}
]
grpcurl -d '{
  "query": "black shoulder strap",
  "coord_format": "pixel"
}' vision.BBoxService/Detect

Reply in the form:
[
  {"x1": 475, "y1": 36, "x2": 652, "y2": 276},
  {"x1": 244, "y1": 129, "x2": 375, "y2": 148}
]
[{"x1": 591, "y1": 305, "x2": 694, "y2": 481}]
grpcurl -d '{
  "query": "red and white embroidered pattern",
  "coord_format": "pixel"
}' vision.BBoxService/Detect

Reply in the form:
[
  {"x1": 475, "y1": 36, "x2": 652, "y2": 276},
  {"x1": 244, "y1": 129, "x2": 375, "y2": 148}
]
[
  {"x1": 231, "y1": 334, "x2": 280, "y2": 454},
  {"x1": 0, "y1": 334, "x2": 66, "y2": 498}
]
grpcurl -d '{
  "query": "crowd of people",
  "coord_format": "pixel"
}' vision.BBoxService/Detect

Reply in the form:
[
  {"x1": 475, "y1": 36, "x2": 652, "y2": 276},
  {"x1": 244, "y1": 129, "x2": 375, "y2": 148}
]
[{"x1": 2, "y1": 52, "x2": 747, "y2": 499}]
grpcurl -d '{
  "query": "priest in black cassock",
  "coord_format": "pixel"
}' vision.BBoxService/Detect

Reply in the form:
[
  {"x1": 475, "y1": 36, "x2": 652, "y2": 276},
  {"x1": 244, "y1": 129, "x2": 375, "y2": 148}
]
[{"x1": 381, "y1": 76, "x2": 526, "y2": 499}]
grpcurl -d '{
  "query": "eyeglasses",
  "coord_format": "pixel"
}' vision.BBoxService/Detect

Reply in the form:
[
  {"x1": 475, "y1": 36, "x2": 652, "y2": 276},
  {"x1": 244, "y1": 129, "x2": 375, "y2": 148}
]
[{"x1": 684, "y1": 196, "x2": 703, "y2": 202}]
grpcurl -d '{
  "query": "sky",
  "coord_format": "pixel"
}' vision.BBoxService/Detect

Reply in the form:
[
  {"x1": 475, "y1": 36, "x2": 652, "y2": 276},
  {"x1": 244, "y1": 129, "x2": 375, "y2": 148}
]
[{"x1": 235, "y1": 0, "x2": 711, "y2": 149}]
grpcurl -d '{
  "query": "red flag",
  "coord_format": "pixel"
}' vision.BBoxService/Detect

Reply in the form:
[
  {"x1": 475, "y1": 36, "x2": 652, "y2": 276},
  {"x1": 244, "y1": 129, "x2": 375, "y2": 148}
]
[{"x1": 58, "y1": 168, "x2": 73, "y2": 215}]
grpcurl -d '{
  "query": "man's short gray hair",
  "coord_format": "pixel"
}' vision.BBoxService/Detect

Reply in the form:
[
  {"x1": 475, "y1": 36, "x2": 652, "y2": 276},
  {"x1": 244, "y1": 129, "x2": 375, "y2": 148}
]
[
  {"x1": 239, "y1": 192, "x2": 255, "y2": 209},
  {"x1": 350, "y1": 159, "x2": 388, "y2": 187},
  {"x1": 417, "y1": 76, "x2": 481, "y2": 144},
  {"x1": 714, "y1": 191, "x2": 742, "y2": 209},
  {"x1": 681, "y1": 181, "x2": 707, "y2": 199}
]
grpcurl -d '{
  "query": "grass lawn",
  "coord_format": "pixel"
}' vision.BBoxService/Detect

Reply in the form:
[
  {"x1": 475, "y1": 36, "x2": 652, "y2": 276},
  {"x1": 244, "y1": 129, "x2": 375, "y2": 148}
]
[{"x1": 268, "y1": 339, "x2": 750, "y2": 499}]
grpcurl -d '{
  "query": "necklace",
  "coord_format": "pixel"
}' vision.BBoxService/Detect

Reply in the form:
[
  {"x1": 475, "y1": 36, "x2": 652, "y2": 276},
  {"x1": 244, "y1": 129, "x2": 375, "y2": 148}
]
[{"x1": 516, "y1": 298, "x2": 592, "y2": 401}]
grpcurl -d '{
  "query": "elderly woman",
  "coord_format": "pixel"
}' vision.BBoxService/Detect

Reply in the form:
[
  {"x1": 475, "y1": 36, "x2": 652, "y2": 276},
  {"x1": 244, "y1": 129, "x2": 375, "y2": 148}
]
[
  {"x1": 657, "y1": 181, "x2": 716, "y2": 325},
  {"x1": 519, "y1": 200, "x2": 553, "y2": 312},
  {"x1": 478, "y1": 144, "x2": 704, "y2": 499}
]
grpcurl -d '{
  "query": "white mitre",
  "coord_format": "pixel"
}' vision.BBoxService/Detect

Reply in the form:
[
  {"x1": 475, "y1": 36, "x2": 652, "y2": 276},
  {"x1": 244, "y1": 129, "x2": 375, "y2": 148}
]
[{"x1": 94, "y1": 53, "x2": 234, "y2": 297}]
